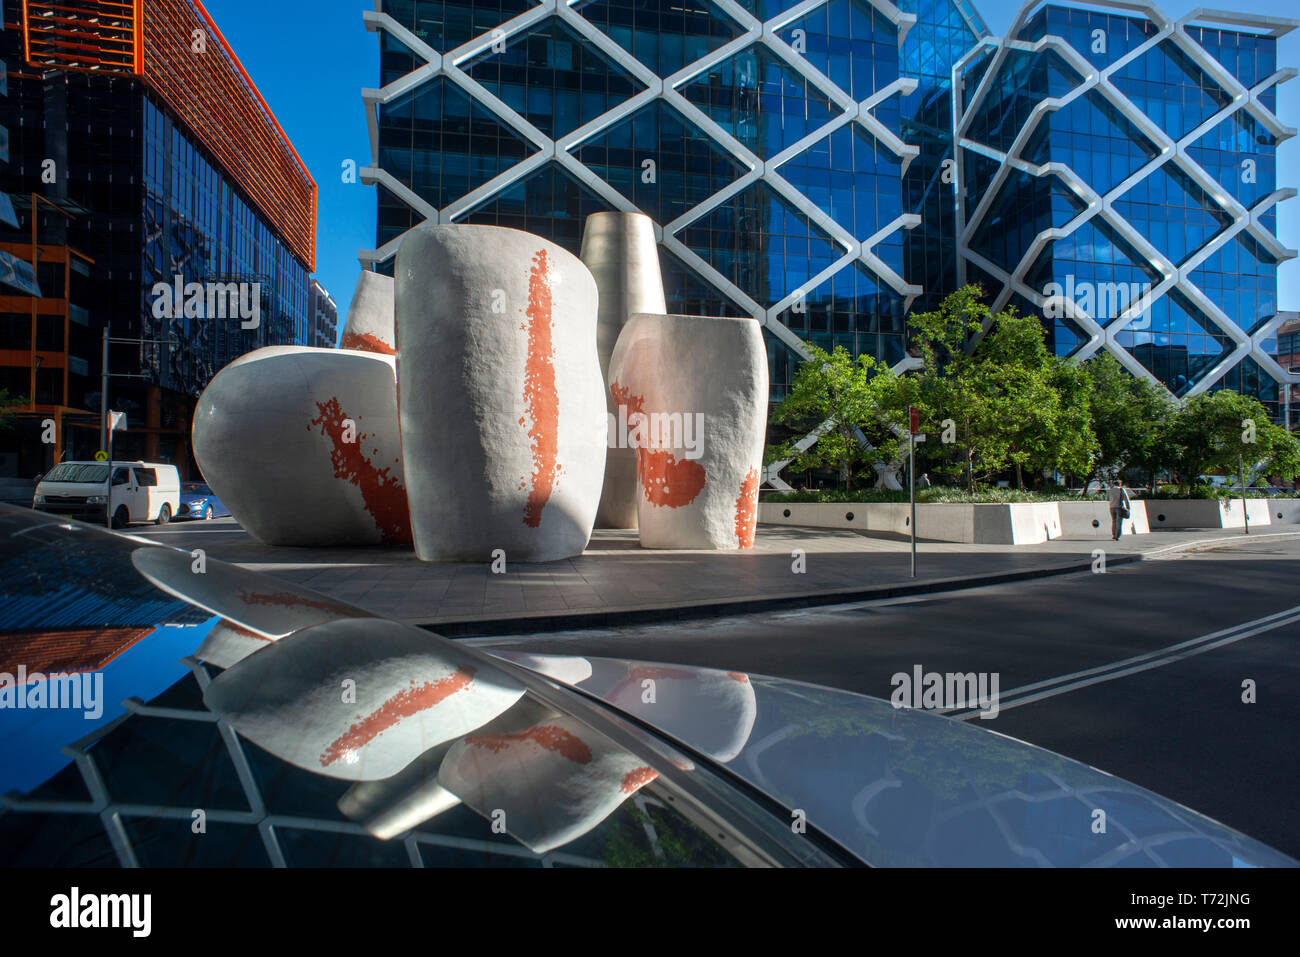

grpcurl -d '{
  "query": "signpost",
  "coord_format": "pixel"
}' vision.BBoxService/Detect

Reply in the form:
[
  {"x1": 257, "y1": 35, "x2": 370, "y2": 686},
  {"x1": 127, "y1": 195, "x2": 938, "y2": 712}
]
[
  {"x1": 103, "y1": 412, "x2": 126, "y2": 528},
  {"x1": 909, "y1": 406, "x2": 919, "y2": 578},
  {"x1": 1239, "y1": 452, "x2": 1249, "y2": 536}
]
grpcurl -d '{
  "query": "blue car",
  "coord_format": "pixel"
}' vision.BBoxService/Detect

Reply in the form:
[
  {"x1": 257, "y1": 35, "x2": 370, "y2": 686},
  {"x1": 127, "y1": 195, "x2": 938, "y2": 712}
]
[{"x1": 176, "y1": 481, "x2": 229, "y2": 520}]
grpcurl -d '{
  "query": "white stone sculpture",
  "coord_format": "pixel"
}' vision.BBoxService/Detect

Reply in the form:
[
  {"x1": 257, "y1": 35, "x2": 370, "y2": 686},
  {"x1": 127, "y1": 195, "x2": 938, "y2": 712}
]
[
  {"x1": 192, "y1": 346, "x2": 411, "y2": 546},
  {"x1": 607, "y1": 313, "x2": 768, "y2": 549},
  {"x1": 395, "y1": 224, "x2": 605, "y2": 562},
  {"x1": 579, "y1": 212, "x2": 666, "y2": 529},
  {"x1": 340, "y1": 270, "x2": 396, "y2": 355}
]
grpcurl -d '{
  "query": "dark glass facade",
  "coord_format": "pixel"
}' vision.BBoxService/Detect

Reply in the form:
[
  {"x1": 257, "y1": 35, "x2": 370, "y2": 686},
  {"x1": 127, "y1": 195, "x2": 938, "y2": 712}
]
[
  {"x1": 0, "y1": 0, "x2": 312, "y2": 478},
  {"x1": 957, "y1": 2, "x2": 1292, "y2": 416},
  {"x1": 899, "y1": 0, "x2": 989, "y2": 306},
  {"x1": 365, "y1": 0, "x2": 965, "y2": 399}
]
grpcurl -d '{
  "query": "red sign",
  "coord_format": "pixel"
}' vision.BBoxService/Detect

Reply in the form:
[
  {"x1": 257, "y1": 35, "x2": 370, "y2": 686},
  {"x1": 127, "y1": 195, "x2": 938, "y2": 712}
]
[{"x1": 908, "y1": 406, "x2": 919, "y2": 436}]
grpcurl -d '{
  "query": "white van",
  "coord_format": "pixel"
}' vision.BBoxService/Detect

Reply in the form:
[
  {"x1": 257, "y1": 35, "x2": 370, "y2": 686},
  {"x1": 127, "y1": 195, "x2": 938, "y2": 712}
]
[{"x1": 34, "y1": 461, "x2": 182, "y2": 529}]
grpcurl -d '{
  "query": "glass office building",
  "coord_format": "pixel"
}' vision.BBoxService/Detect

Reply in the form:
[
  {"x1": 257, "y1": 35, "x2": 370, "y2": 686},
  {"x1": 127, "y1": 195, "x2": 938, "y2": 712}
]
[
  {"x1": 365, "y1": 0, "x2": 1295, "y2": 427},
  {"x1": 0, "y1": 0, "x2": 315, "y2": 475},
  {"x1": 363, "y1": 0, "x2": 974, "y2": 399},
  {"x1": 956, "y1": 0, "x2": 1296, "y2": 415}
]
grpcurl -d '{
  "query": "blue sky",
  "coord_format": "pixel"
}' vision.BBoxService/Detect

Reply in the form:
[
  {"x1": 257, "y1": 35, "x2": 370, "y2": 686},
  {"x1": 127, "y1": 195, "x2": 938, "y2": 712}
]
[{"x1": 200, "y1": 0, "x2": 1299, "y2": 331}]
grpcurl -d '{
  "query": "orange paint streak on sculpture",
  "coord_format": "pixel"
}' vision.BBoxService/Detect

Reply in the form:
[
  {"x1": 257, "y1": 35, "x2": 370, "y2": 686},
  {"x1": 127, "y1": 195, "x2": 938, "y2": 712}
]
[
  {"x1": 523, "y1": 250, "x2": 559, "y2": 528},
  {"x1": 735, "y1": 467, "x2": 759, "y2": 548},
  {"x1": 340, "y1": 331, "x2": 395, "y2": 355},
  {"x1": 610, "y1": 380, "x2": 706, "y2": 508},
  {"x1": 320, "y1": 667, "x2": 477, "y2": 766},
  {"x1": 620, "y1": 766, "x2": 659, "y2": 794},
  {"x1": 310, "y1": 397, "x2": 412, "y2": 544},
  {"x1": 466, "y1": 724, "x2": 593, "y2": 764},
  {"x1": 221, "y1": 620, "x2": 271, "y2": 642}
]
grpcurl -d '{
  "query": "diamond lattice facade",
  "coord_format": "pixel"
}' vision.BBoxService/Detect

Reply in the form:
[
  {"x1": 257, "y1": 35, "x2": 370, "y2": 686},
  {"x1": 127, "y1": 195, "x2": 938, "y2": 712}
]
[
  {"x1": 361, "y1": 0, "x2": 988, "y2": 401},
  {"x1": 956, "y1": 0, "x2": 1297, "y2": 413}
]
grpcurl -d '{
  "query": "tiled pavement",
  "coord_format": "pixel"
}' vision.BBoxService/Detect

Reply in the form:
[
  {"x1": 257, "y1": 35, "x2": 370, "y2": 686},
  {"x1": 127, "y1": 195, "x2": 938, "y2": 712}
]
[{"x1": 130, "y1": 519, "x2": 1299, "y2": 632}]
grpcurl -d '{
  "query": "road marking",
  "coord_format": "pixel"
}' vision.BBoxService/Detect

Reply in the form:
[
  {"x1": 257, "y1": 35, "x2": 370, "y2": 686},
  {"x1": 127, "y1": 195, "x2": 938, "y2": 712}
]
[
  {"x1": 947, "y1": 603, "x2": 1300, "y2": 719},
  {"x1": 1141, "y1": 529, "x2": 1300, "y2": 560}
]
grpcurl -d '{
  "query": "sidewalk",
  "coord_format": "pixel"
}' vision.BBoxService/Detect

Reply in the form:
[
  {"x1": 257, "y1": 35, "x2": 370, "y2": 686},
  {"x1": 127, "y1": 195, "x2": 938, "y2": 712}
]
[{"x1": 131, "y1": 520, "x2": 1299, "y2": 635}]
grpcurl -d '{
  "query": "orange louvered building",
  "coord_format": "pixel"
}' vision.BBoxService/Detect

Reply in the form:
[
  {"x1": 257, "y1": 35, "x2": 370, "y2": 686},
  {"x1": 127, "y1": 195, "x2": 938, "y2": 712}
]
[
  {"x1": 1, "y1": 0, "x2": 317, "y2": 482},
  {"x1": 19, "y1": 0, "x2": 315, "y2": 268}
]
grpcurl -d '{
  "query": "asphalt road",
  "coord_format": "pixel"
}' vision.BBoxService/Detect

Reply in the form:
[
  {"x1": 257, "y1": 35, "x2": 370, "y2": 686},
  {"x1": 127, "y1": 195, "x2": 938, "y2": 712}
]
[{"x1": 474, "y1": 533, "x2": 1300, "y2": 860}]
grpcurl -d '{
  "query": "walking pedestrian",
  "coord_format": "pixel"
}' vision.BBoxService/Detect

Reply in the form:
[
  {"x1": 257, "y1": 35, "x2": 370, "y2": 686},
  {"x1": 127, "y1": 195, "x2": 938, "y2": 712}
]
[
  {"x1": 1107, "y1": 478, "x2": 1132, "y2": 541},
  {"x1": 920, "y1": 472, "x2": 932, "y2": 489}
]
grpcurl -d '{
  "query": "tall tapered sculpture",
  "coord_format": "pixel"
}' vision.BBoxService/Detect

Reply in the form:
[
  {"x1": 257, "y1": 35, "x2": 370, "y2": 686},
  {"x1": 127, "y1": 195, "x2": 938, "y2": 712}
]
[
  {"x1": 192, "y1": 346, "x2": 411, "y2": 547},
  {"x1": 579, "y1": 212, "x2": 666, "y2": 529},
  {"x1": 340, "y1": 270, "x2": 395, "y2": 355},
  {"x1": 396, "y1": 224, "x2": 606, "y2": 562},
  {"x1": 608, "y1": 313, "x2": 767, "y2": 550}
]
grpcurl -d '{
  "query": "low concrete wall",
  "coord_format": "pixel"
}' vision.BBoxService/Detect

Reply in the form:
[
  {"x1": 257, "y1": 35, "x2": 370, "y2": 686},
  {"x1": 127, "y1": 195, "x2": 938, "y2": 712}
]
[
  {"x1": 1145, "y1": 498, "x2": 1272, "y2": 530},
  {"x1": 1267, "y1": 499, "x2": 1300, "y2": 524},
  {"x1": 758, "y1": 501, "x2": 1062, "y2": 544},
  {"x1": 1058, "y1": 501, "x2": 1150, "y2": 539},
  {"x1": 761, "y1": 497, "x2": 1299, "y2": 540}
]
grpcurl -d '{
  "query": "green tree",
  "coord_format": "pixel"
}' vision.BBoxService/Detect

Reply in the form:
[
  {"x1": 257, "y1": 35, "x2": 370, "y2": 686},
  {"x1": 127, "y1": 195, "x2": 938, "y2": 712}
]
[
  {"x1": 906, "y1": 285, "x2": 990, "y2": 491},
  {"x1": 1083, "y1": 352, "x2": 1174, "y2": 486},
  {"x1": 1166, "y1": 390, "x2": 1300, "y2": 485},
  {"x1": 766, "y1": 343, "x2": 910, "y2": 488},
  {"x1": 907, "y1": 287, "x2": 1098, "y2": 489}
]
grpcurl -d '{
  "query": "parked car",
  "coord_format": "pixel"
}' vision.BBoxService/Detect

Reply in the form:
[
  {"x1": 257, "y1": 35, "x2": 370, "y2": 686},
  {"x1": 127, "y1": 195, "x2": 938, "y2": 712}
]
[
  {"x1": 31, "y1": 460, "x2": 180, "y2": 528},
  {"x1": 0, "y1": 504, "x2": 1294, "y2": 868},
  {"x1": 176, "y1": 481, "x2": 229, "y2": 520}
]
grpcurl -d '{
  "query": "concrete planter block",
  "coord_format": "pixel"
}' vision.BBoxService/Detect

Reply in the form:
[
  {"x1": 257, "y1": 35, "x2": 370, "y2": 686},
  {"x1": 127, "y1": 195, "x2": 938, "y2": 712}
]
[
  {"x1": 580, "y1": 212, "x2": 667, "y2": 530},
  {"x1": 1268, "y1": 499, "x2": 1300, "y2": 524},
  {"x1": 439, "y1": 714, "x2": 659, "y2": 854},
  {"x1": 396, "y1": 224, "x2": 606, "y2": 562},
  {"x1": 204, "y1": 618, "x2": 526, "y2": 782},
  {"x1": 340, "y1": 270, "x2": 395, "y2": 354},
  {"x1": 757, "y1": 501, "x2": 1063, "y2": 544},
  {"x1": 609, "y1": 313, "x2": 767, "y2": 550},
  {"x1": 193, "y1": 346, "x2": 412, "y2": 546},
  {"x1": 1057, "y1": 500, "x2": 1150, "y2": 538},
  {"x1": 1147, "y1": 498, "x2": 1272, "y2": 529}
]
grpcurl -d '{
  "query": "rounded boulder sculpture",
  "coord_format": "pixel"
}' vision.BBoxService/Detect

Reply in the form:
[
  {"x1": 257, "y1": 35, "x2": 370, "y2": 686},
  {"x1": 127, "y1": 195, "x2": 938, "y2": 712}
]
[
  {"x1": 395, "y1": 224, "x2": 605, "y2": 562},
  {"x1": 193, "y1": 346, "x2": 411, "y2": 547},
  {"x1": 608, "y1": 313, "x2": 767, "y2": 550}
]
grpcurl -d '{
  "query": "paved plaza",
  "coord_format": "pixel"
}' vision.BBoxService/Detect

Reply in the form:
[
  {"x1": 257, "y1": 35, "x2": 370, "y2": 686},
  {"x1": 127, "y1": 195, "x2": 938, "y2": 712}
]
[{"x1": 130, "y1": 519, "x2": 1297, "y2": 633}]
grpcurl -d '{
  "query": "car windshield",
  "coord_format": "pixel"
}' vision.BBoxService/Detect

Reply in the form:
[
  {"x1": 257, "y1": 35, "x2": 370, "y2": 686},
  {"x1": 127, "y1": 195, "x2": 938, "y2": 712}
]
[
  {"x1": 41, "y1": 464, "x2": 109, "y2": 484},
  {"x1": 182, "y1": 483, "x2": 211, "y2": 494},
  {"x1": 0, "y1": 506, "x2": 808, "y2": 868}
]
